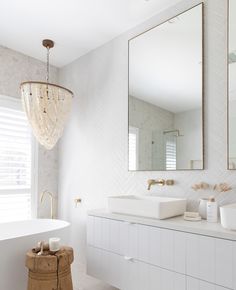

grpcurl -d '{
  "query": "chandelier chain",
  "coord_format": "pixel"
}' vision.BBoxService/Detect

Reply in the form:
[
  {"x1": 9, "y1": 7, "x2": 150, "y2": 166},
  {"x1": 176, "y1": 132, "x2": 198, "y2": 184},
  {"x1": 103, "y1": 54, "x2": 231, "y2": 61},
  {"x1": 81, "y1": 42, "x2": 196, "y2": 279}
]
[{"x1": 46, "y1": 46, "x2": 50, "y2": 83}]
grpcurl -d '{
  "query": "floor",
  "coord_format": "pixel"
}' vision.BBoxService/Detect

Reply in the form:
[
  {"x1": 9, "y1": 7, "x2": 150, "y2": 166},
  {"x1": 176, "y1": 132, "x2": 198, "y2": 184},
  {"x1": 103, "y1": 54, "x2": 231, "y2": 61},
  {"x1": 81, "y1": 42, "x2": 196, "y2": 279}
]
[{"x1": 72, "y1": 262, "x2": 117, "y2": 290}]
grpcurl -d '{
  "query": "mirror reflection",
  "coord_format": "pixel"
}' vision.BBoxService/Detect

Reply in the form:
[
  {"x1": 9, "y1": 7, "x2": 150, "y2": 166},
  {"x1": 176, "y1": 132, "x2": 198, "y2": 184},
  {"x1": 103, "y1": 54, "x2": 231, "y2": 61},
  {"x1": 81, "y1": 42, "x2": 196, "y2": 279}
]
[
  {"x1": 128, "y1": 4, "x2": 203, "y2": 171},
  {"x1": 228, "y1": 0, "x2": 236, "y2": 169}
]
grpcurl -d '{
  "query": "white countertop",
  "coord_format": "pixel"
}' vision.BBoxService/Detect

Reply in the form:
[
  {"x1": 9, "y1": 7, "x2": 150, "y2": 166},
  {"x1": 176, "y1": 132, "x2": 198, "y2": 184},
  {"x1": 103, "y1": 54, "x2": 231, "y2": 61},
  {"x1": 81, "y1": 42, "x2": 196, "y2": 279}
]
[{"x1": 88, "y1": 209, "x2": 236, "y2": 241}]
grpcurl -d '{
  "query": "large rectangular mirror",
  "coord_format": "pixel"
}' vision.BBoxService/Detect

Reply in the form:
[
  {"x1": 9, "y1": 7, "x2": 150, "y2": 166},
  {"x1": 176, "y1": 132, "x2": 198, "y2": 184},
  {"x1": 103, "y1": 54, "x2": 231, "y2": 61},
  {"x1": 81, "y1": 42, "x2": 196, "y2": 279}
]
[
  {"x1": 128, "y1": 4, "x2": 204, "y2": 171},
  {"x1": 228, "y1": 0, "x2": 236, "y2": 169}
]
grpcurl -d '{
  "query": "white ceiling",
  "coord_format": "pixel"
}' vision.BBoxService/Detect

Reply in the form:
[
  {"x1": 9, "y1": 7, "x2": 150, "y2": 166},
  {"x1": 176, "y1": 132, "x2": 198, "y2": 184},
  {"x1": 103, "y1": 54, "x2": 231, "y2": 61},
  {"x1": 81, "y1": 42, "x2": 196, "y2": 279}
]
[
  {"x1": 0, "y1": 0, "x2": 183, "y2": 67},
  {"x1": 129, "y1": 4, "x2": 202, "y2": 113}
]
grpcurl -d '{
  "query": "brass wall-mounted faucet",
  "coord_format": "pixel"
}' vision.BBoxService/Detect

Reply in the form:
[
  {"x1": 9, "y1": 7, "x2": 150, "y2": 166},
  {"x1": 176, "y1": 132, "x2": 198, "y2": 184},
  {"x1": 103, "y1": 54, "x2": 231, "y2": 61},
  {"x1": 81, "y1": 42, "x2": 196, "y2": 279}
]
[{"x1": 147, "y1": 179, "x2": 174, "y2": 190}]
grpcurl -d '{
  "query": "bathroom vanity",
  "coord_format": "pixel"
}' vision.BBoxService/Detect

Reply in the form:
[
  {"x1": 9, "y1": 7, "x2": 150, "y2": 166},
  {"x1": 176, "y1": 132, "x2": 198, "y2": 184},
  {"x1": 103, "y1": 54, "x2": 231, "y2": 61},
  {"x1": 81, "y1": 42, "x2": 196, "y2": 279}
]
[{"x1": 87, "y1": 210, "x2": 236, "y2": 290}]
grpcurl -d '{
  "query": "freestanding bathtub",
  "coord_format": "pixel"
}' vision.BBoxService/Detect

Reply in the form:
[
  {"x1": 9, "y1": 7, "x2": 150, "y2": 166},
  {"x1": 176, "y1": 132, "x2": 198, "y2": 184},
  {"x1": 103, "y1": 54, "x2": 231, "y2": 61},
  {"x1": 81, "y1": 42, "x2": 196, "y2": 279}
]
[{"x1": 0, "y1": 219, "x2": 70, "y2": 290}]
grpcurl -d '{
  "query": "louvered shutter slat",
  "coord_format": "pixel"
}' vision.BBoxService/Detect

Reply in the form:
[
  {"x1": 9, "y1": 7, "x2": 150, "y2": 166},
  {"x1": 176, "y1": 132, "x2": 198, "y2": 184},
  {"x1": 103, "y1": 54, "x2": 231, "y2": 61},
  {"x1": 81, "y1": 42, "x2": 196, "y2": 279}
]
[{"x1": 0, "y1": 104, "x2": 32, "y2": 222}]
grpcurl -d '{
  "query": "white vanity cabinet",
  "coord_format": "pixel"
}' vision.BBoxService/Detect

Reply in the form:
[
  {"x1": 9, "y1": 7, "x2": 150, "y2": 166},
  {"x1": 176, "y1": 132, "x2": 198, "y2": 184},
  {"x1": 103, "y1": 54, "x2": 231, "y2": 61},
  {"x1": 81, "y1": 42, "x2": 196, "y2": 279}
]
[{"x1": 87, "y1": 214, "x2": 236, "y2": 290}]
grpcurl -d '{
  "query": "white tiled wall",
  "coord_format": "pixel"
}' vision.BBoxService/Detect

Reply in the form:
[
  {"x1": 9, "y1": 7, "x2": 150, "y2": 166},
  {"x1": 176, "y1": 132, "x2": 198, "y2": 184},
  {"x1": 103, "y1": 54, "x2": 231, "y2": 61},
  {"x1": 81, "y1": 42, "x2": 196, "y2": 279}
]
[{"x1": 129, "y1": 95, "x2": 174, "y2": 170}]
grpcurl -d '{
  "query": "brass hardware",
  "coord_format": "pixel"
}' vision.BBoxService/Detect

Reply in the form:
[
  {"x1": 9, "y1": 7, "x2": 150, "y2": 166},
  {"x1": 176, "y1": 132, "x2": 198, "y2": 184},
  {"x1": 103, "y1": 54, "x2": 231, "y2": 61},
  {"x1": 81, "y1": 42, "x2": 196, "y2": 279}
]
[
  {"x1": 147, "y1": 179, "x2": 165, "y2": 190},
  {"x1": 147, "y1": 179, "x2": 174, "y2": 190},
  {"x1": 157, "y1": 179, "x2": 165, "y2": 186},
  {"x1": 40, "y1": 190, "x2": 55, "y2": 219},
  {"x1": 166, "y1": 179, "x2": 174, "y2": 186},
  {"x1": 74, "y1": 198, "x2": 82, "y2": 207},
  {"x1": 42, "y1": 39, "x2": 54, "y2": 49},
  {"x1": 20, "y1": 81, "x2": 73, "y2": 96}
]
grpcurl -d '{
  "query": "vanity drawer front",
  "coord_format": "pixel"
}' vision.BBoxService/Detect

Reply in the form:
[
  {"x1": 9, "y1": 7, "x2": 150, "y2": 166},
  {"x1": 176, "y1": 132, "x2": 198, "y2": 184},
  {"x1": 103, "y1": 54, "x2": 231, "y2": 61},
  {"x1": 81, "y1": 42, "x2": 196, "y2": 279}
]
[
  {"x1": 123, "y1": 260, "x2": 186, "y2": 290},
  {"x1": 87, "y1": 216, "x2": 138, "y2": 257},
  {"x1": 87, "y1": 245, "x2": 141, "y2": 290},
  {"x1": 186, "y1": 233, "x2": 215, "y2": 283},
  {"x1": 87, "y1": 245, "x2": 185, "y2": 290},
  {"x1": 215, "y1": 238, "x2": 234, "y2": 289},
  {"x1": 87, "y1": 215, "x2": 94, "y2": 245},
  {"x1": 121, "y1": 256, "x2": 140, "y2": 290},
  {"x1": 160, "y1": 269, "x2": 185, "y2": 290},
  {"x1": 93, "y1": 216, "x2": 110, "y2": 249},
  {"x1": 149, "y1": 265, "x2": 186, "y2": 290},
  {"x1": 120, "y1": 221, "x2": 138, "y2": 258},
  {"x1": 87, "y1": 246, "x2": 123, "y2": 289},
  {"x1": 87, "y1": 216, "x2": 117, "y2": 250},
  {"x1": 137, "y1": 224, "x2": 161, "y2": 265},
  {"x1": 137, "y1": 224, "x2": 186, "y2": 273},
  {"x1": 186, "y1": 233, "x2": 234, "y2": 289},
  {"x1": 187, "y1": 277, "x2": 230, "y2": 290}
]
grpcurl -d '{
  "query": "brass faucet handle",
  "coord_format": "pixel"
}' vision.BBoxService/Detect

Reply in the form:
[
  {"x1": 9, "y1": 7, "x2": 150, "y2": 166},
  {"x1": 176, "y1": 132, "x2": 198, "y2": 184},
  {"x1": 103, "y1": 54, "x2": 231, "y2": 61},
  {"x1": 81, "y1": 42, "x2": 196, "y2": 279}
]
[
  {"x1": 74, "y1": 197, "x2": 82, "y2": 207},
  {"x1": 166, "y1": 179, "x2": 174, "y2": 186},
  {"x1": 157, "y1": 179, "x2": 165, "y2": 186}
]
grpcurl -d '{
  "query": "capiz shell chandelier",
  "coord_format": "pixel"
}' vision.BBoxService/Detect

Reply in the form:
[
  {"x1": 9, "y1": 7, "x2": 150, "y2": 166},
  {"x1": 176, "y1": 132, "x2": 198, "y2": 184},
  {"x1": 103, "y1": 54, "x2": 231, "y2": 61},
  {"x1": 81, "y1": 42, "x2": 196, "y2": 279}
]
[{"x1": 20, "y1": 39, "x2": 73, "y2": 150}]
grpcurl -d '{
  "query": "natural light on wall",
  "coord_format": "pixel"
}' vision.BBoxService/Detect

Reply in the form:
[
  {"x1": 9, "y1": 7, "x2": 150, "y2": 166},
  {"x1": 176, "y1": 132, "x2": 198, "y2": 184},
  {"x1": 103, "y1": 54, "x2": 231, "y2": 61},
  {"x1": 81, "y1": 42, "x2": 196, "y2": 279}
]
[
  {"x1": 165, "y1": 135, "x2": 177, "y2": 170},
  {"x1": 129, "y1": 127, "x2": 139, "y2": 170},
  {"x1": 0, "y1": 96, "x2": 35, "y2": 222}
]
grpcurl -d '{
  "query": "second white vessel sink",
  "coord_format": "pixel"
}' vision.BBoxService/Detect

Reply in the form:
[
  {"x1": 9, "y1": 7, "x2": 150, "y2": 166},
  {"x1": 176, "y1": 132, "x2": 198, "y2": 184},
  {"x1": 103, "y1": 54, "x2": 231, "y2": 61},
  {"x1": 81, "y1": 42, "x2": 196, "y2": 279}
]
[
  {"x1": 108, "y1": 195, "x2": 186, "y2": 220},
  {"x1": 220, "y1": 203, "x2": 236, "y2": 230}
]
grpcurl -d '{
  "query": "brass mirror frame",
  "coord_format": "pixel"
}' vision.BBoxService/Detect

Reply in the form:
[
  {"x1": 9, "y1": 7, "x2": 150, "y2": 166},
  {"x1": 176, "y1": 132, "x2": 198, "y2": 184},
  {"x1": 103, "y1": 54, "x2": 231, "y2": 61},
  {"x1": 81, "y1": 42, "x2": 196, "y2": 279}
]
[{"x1": 128, "y1": 3, "x2": 205, "y2": 171}]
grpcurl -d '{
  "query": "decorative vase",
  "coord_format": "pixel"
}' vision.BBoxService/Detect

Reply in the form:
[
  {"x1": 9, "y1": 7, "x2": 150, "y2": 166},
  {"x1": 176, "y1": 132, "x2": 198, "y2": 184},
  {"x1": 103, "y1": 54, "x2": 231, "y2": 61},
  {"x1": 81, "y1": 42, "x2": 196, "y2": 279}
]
[{"x1": 199, "y1": 198, "x2": 208, "y2": 219}]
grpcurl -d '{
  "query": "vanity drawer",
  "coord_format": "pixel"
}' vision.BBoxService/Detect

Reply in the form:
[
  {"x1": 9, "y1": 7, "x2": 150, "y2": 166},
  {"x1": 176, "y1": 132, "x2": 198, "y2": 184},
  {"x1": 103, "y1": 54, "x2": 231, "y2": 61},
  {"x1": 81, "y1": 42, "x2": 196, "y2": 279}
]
[
  {"x1": 137, "y1": 224, "x2": 186, "y2": 274},
  {"x1": 215, "y1": 238, "x2": 234, "y2": 289},
  {"x1": 186, "y1": 234, "x2": 215, "y2": 283},
  {"x1": 124, "y1": 262, "x2": 186, "y2": 290},
  {"x1": 88, "y1": 215, "x2": 186, "y2": 273},
  {"x1": 148, "y1": 264, "x2": 186, "y2": 290},
  {"x1": 87, "y1": 246, "x2": 123, "y2": 289},
  {"x1": 87, "y1": 245, "x2": 185, "y2": 290},
  {"x1": 87, "y1": 245, "x2": 141, "y2": 290},
  {"x1": 186, "y1": 233, "x2": 235, "y2": 289},
  {"x1": 187, "y1": 277, "x2": 230, "y2": 290},
  {"x1": 87, "y1": 216, "x2": 138, "y2": 257}
]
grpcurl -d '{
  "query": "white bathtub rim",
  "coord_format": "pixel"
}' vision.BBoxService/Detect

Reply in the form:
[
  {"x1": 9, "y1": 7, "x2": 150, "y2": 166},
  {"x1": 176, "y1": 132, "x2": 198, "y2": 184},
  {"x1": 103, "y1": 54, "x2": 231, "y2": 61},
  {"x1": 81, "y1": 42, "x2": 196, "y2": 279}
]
[{"x1": 0, "y1": 218, "x2": 70, "y2": 242}]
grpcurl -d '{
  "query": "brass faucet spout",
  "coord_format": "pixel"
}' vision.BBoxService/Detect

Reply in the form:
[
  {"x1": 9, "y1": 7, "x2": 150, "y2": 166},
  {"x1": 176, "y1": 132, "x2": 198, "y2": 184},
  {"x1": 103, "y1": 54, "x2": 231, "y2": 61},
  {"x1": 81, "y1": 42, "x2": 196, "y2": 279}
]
[
  {"x1": 147, "y1": 179, "x2": 165, "y2": 190},
  {"x1": 40, "y1": 190, "x2": 55, "y2": 219},
  {"x1": 147, "y1": 179, "x2": 155, "y2": 190},
  {"x1": 147, "y1": 179, "x2": 174, "y2": 190}
]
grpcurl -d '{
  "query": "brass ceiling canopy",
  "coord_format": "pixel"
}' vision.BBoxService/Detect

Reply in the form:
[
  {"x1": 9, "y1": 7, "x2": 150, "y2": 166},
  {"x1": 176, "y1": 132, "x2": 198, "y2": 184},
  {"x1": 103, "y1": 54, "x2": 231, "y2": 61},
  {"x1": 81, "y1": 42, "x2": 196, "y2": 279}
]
[{"x1": 42, "y1": 39, "x2": 54, "y2": 49}]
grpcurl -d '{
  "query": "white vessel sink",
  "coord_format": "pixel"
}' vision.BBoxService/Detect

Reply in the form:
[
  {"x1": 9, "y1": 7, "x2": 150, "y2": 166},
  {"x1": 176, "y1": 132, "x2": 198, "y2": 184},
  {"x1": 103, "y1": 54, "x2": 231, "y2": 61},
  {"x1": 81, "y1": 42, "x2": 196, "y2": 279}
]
[
  {"x1": 107, "y1": 195, "x2": 186, "y2": 220},
  {"x1": 220, "y1": 203, "x2": 236, "y2": 230}
]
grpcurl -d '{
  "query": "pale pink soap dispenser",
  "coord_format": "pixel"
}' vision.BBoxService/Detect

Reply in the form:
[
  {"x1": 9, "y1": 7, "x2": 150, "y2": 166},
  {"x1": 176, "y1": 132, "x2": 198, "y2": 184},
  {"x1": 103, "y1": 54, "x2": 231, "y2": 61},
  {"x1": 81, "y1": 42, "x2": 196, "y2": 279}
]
[{"x1": 207, "y1": 197, "x2": 218, "y2": 223}]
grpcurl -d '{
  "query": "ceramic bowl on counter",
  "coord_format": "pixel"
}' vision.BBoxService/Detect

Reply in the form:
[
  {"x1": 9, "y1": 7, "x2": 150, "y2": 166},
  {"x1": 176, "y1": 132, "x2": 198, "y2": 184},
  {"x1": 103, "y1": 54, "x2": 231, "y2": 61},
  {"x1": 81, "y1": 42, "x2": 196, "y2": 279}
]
[{"x1": 220, "y1": 203, "x2": 236, "y2": 230}]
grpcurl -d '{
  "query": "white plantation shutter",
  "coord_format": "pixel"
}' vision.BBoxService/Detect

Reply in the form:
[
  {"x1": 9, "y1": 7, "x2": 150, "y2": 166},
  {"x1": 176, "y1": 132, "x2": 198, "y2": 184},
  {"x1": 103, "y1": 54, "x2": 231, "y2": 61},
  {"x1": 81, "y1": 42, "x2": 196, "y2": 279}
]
[
  {"x1": 129, "y1": 127, "x2": 139, "y2": 170},
  {"x1": 0, "y1": 96, "x2": 36, "y2": 222},
  {"x1": 165, "y1": 135, "x2": 176, "y2": 170}
]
